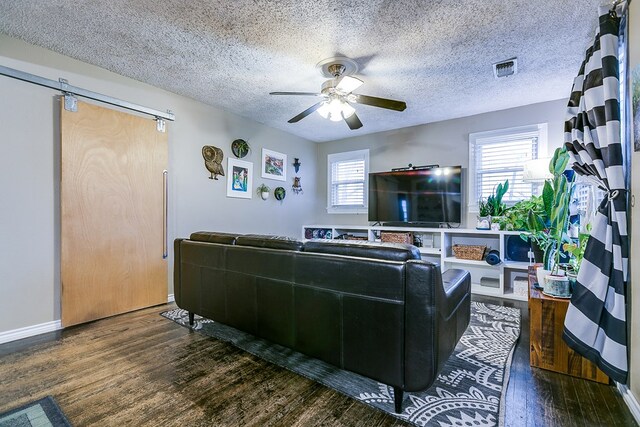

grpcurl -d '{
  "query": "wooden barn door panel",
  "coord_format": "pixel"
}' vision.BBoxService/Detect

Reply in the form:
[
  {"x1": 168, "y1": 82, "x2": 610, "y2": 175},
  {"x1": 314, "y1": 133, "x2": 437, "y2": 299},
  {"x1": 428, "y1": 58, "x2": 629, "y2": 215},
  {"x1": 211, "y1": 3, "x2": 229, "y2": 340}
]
[{"x1": 61, "y1": 100, "x2": 168, "y2": 327}]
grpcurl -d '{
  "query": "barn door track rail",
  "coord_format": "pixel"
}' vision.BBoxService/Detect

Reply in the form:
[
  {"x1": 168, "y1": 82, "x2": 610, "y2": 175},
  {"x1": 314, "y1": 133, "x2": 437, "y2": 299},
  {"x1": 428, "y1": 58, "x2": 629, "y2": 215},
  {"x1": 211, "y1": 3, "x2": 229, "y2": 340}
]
[{"x1": 0, "y1": 64, "x2": 175, "y2": 128}]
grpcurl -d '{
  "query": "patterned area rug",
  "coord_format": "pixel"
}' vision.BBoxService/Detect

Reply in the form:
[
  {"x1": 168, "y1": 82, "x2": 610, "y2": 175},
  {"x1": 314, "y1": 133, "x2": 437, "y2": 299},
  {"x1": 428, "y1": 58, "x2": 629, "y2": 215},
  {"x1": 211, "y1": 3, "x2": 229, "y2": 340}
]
[
  {"x1": 162, "y1": 302, "x2": 520, "y2": 426},
  {"x1": 0, "y1": 396, "x2": 71, "y2": 427}
]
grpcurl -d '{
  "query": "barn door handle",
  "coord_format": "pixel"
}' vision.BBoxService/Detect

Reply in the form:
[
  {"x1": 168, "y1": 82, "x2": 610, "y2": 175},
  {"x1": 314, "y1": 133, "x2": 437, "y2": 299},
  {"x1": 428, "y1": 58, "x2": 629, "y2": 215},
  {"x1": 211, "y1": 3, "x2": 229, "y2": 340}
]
[{"x1": 163, "y1": 170, "x2": 168, "y2": 259}]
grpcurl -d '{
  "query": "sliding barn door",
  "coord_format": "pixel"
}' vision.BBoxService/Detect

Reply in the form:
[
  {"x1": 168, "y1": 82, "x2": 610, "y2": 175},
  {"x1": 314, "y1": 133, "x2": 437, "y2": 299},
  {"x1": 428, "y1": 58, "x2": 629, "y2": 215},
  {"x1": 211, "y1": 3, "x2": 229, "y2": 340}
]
[{"x1": 61, "y1": 100, "x2": 168, "y2": 327}]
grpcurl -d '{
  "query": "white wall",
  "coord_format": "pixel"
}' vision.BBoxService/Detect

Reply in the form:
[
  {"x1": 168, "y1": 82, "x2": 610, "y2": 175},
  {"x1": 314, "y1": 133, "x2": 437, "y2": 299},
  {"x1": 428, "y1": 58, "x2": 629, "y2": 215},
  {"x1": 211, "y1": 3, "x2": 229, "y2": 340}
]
[
  {"x1": 314, "y1": 99, "x2": 568, "y2": 227},
  {"x1": 0, "y1": 35, "x2": 319, "y2": 334}
]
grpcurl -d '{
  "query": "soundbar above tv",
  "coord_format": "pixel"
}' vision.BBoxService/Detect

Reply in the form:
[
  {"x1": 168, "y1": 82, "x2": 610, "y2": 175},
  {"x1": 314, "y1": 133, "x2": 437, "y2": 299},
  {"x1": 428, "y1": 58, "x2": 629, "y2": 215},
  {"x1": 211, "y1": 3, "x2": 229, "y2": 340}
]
[{"x1": 368, "y1": 166, "x2": 462, "y2": 226}]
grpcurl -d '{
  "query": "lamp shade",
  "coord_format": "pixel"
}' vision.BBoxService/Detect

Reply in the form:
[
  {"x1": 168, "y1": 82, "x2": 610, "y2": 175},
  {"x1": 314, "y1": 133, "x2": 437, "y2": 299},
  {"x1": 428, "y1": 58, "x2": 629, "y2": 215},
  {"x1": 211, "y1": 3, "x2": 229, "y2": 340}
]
[{"x1": 523, "y1": 157, "x2": 552, "y2": 181}]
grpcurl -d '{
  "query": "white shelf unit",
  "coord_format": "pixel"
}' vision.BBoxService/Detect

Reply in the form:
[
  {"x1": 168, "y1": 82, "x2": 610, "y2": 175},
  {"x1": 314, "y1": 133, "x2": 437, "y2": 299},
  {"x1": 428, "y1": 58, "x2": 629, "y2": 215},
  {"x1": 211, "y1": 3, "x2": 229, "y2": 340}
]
[{"x1": 302, "y1": 225, "x2": 532, "y2": 302}]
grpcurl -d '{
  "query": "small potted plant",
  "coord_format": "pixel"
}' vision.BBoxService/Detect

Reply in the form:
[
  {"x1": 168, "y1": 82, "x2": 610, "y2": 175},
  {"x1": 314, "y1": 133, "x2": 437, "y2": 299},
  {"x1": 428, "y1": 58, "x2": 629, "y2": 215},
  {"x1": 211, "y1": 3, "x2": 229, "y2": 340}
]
[
  {"x1": 476, "y1": 200, "x2": 491, "y2": 230},
  {"x1": 256, "y1": 183, "x2": 271, "y2": 200},
  {"x1": 476, "y1": 180, "x2": 509, "y2": 230}
]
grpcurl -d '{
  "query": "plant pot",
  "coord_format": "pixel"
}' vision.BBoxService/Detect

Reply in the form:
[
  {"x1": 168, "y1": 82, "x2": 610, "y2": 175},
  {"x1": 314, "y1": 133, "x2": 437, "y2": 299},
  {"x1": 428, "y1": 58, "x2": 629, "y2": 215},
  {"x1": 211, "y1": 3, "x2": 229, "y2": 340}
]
[
  {"x1": 544, "y1": 274, "x2": 571, "y2": 298},
  {"x1": 490, "y1": 216, "x2": 503, "y2": 231},
  {"x1": 260, "y1": 191, "x2": 270, "y2": 200},
  {"x1": 536, "y1": 268, "x2": 552, "y2": 288},
  {"x1": 567, "y1": 273, "x2": 577, "y2": 294},
  {"x1": 476, "y1": 216, "x2": 491, "y2": 230},
  {"x1": 531, "y1": 240, "x2": 545, "y2": 264}
]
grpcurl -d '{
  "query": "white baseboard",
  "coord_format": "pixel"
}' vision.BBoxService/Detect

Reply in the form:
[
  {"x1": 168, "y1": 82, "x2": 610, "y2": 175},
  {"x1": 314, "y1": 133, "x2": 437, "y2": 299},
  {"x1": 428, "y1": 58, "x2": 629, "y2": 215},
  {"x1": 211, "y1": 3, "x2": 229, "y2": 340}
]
[
  {"x1": 617, "y1": 383, "x2": 640, "y2": 425},
  {"x1": 0, "y1": 320, "x2": 62, "y2": 345},
  {"x1": 167, "y1": 293, "x2": 175, "y2": 303}
]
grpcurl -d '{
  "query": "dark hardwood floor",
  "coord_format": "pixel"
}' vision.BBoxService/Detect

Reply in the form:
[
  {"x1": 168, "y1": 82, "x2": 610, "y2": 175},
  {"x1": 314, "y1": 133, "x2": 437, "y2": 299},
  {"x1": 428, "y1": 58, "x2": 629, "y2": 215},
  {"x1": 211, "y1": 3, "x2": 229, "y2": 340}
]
[{"x1": 0, "y1": 296, "x2": 636, "y2": 426}]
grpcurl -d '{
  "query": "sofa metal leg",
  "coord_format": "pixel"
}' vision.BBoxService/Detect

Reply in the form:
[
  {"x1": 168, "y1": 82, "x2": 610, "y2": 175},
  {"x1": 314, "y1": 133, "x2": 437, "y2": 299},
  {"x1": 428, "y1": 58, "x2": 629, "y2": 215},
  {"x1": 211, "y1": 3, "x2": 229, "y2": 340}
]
[
  {"x1": 393, "y1": 386, "x2": 403, "y2": 413},
  {"x1": 188, "y1": 312, "x2": 194, "y2": 326}
]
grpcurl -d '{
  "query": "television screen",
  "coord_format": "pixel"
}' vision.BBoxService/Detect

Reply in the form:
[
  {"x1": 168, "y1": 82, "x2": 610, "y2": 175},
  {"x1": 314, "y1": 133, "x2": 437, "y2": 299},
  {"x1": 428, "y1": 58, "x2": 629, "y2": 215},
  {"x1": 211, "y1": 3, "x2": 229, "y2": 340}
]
[{"x1": 368, "y1": 166, "x2": 462, "y2": 225}]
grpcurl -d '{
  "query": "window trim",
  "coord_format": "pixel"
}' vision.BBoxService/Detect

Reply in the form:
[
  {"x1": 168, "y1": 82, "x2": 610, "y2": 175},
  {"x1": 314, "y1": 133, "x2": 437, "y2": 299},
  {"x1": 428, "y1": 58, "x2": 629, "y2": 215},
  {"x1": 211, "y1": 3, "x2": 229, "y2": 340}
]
[
  {"x1": 326, "y1": 149, "x2": 370, "y2": 214},
  {"x1": 468, "y1": 124, "x2": 548, "y2": 213}
]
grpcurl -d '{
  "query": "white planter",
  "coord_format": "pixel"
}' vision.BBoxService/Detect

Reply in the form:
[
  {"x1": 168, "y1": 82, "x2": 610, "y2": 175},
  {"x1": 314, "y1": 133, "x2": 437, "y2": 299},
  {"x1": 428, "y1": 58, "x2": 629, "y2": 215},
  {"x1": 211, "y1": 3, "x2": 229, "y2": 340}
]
[
  {"x1": 260, "y1": 191, "x2": 270, "y2": 200},
  {"x1": 536, "y1": 268, "x2": 552, "y2": 287},
  {"x1": 544, "y1": 274, "x2": 571, "y2": 298}
]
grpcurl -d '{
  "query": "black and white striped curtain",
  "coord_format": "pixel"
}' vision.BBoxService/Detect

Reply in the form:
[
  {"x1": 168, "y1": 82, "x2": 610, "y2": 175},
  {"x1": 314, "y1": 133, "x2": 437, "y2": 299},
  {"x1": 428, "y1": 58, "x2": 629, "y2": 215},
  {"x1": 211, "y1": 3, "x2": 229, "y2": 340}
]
[{"x1": 562, "y1": 7, "x2": 628, "y2": 383}]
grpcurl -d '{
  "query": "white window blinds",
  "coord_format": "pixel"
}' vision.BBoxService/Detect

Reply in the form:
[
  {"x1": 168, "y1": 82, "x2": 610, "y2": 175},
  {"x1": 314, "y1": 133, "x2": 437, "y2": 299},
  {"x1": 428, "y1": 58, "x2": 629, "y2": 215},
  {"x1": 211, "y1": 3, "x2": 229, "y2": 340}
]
[
  {"x1": 475, "y1": 136, "x2": 538, "y2": 203},
  {"x1": 469, "y1": 125, "x2": 547, "y2": 210},
  {"x1": 327, "y1": 150, "x2": 369, "y2": 213}
]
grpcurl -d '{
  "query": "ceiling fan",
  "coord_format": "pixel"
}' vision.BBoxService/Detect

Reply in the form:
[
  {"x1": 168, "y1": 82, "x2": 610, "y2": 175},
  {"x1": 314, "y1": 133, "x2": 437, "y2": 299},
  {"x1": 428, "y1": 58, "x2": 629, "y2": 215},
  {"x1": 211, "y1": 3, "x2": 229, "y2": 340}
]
[{"x1": 270, "y1": 57, "x2": 406, "y2": 130}]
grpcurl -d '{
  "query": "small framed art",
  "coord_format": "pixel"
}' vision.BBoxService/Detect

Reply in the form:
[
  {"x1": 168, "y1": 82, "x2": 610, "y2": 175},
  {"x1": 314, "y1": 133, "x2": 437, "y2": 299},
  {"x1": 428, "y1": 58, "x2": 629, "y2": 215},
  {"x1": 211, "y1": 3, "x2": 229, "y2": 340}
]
[
  {"x1": 261, "y1": 148, "x2": 287, "y2": 181},
  {"x1": 227, "y1": 158, "x2": 253, "y2": 199}
]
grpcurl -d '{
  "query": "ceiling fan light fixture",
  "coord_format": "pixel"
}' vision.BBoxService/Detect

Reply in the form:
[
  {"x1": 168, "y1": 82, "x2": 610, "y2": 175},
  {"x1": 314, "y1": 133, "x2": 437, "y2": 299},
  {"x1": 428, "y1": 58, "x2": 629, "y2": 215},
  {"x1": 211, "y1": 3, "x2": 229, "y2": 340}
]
[
  {"x1": 317, "y1": 98, "x2": 355, "y2": 121},
  {"x1": 335, "y1": 75, "x2": 363, "y2": 94},
  {"x1": 341, "y1": 102, "x2": 356, "y2": 119}
]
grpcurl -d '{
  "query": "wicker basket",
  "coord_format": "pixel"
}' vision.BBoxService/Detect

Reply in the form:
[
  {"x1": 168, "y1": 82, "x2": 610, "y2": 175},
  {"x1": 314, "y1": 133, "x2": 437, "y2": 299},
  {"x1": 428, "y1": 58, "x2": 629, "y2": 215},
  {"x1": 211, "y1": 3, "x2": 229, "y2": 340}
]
[
  {"x1": 452, "y1": 244, "x2": 487, "y2": 260},
  {"x1": 381, "y1": 231, "x2": 414, "y2": 245}
]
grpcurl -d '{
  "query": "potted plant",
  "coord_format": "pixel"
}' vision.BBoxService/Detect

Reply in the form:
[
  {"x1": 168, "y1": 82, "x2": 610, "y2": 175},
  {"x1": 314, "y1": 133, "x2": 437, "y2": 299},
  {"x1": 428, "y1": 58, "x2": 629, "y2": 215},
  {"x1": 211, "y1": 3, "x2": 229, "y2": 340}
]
[
  {"x1": 256, "y1": 183, "x2": 270, "y2": 200},
  {"x1": 494, "y1": 196, "x2": 544, "y2": 231},
  {"x1": 524, "y1": 147, "x2": 573, "y2": 296},
  {"x1": 476, "y1": 180, "x2": 509, "y2": 230},
  {"x1": 476, "y1": 200, "x2": 491, "y2": 229},
  {"x1": 487, "y1": 180, "x2": 509, "y2": 218},
  {"x1": 562, "y1": 225, "x2": 590, "y2": 292}
]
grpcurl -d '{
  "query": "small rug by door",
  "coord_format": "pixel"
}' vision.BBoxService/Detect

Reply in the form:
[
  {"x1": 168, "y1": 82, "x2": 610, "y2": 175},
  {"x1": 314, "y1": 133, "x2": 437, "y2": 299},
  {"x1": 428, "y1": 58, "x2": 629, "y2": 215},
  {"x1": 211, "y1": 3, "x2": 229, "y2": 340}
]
[
  {"x1": 0, "y1": 396, "x2": 71, "y2": 427},
  {"x1": 162, "y1": 302, "x2": 520, "y2": 427}
]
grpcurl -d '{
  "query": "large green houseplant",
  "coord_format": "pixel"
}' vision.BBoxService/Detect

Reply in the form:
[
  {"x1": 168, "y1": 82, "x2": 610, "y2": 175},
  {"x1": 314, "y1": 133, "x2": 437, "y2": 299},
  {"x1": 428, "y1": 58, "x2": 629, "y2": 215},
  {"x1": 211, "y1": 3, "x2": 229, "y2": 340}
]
[{"x1": 523, "y1": 147, "x2": 572, "y2": 274}]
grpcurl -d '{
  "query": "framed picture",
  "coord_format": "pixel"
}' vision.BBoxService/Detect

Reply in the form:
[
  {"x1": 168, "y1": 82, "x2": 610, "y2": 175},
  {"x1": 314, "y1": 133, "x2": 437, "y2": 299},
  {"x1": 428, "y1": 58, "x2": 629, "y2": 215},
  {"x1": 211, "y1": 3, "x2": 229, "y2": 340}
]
[
  {"x1": 227, "y1": 158, "x2": 253, "y2": 199},
  {"x1": 261, "y1": 148, "x2": 287, "y2": 181}
]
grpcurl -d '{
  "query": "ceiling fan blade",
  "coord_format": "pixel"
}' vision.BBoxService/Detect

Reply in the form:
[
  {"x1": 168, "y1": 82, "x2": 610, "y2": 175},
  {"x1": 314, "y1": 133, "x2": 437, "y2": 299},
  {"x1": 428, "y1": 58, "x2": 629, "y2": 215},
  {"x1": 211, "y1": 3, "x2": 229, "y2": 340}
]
[
  {"x1": 335, "y1": 76, "x2": 363, "y2": 93},
  {"x1": 270, "y1": 92, "x2": 324, "y2": 96},
  {"x1": 344, "y1": 112, "x2": 363, "y2": 130},
  {"x1": 352, "y1": 94, "x2": 406, "y2": 111},
  {"x1": 288, "y1": 101, "x2": 325, "y2": 123}
]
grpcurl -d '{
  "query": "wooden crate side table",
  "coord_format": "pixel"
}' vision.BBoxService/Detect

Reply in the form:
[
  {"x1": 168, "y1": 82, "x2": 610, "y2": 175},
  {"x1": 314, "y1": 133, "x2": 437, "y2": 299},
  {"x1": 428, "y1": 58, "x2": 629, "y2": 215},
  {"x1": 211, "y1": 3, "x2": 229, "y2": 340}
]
[{"x1": 528, "y1": 266, "x2": 609, "y2": 384}]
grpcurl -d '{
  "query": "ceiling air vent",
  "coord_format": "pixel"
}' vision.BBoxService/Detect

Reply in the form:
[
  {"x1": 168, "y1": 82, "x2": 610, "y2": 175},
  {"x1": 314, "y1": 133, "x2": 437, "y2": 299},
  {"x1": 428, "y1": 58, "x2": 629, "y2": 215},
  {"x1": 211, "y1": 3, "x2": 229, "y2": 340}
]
[{"x1": 493, "y1": 58, "x2": 518, "y2": 78}]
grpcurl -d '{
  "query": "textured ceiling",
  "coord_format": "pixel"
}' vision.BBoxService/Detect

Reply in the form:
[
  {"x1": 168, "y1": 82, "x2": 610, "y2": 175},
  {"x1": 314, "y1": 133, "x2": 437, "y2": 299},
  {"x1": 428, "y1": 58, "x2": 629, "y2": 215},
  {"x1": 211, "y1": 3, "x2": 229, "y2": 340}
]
[{"x1": 0, "y1": 0, "x2": 602, "y2": 142}]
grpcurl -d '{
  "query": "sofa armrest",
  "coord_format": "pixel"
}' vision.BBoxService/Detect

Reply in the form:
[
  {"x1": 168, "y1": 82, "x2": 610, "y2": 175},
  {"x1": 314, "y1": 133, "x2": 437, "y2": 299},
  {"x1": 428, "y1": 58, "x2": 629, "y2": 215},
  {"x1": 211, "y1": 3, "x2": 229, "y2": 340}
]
[
  {"x1": 438, "y1": 269, "x2": 471, "y2": 321},
  {"x1": 404, "y1": 260, "x2": 438, "y2": 391},
  {"x1": 173, "y1": 238, "x2": 185, "y2": 307},
  {"x1": 403, "y1": 262, "x2": 471, "y2": 392}
]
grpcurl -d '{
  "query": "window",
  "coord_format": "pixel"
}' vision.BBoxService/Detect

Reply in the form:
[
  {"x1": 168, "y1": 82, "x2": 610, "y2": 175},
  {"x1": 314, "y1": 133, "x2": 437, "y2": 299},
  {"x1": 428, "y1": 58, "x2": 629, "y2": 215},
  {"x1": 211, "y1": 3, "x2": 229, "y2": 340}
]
[
  {"x1": 469, "y1": 124, "x2": 548, "y2": 212},
  {"x1": 327, "y1": 149, "x2": 369, "y2": 214}
]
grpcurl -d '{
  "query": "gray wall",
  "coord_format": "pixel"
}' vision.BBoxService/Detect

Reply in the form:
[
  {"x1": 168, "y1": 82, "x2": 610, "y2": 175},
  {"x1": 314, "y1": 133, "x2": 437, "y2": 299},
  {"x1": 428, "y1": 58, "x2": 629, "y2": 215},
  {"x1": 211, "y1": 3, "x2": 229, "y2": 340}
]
[
  {"x1": 629, "y1": 0, "x2": 640, "y2": 404},
  {"x1": 0, "y1": 35, "x2": 319, "y2": 334},
  {"x1": 315, "y1": 98, "x2": 568, "y2": 227}
]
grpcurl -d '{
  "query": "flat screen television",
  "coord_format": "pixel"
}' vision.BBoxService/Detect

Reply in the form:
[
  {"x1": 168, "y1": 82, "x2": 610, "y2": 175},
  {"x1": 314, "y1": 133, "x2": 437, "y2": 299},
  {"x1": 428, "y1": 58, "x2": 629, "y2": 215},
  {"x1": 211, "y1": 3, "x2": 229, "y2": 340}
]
[{"x1": 368, "y1": 166, "x2": 462, "y2": 225}]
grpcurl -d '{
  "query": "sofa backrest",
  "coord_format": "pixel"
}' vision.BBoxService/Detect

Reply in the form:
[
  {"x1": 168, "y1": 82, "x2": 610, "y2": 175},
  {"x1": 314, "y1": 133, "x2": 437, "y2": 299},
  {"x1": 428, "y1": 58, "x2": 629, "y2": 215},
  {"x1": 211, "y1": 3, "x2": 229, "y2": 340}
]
[
  {"x1": 303, "y1": 239, "x2": 421, "y2": 262},
  {"x1": 189, "y1": 231, "x2": 240, "y2": 245},
  {"x1": 236, "y1": 234, "x2": 304, "y2": 251}
]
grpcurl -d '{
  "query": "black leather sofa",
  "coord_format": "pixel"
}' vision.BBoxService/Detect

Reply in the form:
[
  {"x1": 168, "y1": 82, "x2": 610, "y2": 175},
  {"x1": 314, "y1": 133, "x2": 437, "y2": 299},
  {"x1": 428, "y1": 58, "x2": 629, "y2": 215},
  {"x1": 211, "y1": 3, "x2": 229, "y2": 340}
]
[{"x1": 174, "y1": 232, "x2": 471, "y2": 413}]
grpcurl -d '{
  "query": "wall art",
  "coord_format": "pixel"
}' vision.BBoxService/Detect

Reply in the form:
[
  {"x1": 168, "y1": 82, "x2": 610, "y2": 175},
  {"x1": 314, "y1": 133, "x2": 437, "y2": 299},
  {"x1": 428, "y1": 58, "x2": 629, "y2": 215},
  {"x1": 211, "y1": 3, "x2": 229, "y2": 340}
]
[
  {"x1": 231, "y1": 139, "x2": 250, "y2": 158},
  {"x1": 292, "y1": 176, "x2": 303, "y2": 195},
  {"x1": 274, "y1": 186, "x2": 286, "y2": 201},
  {"x1": 227, "y1": 158, "x2": 253, "y2": 199},
  {"x1": 202, "y1": 145, "x2": 224, "y2": 180},
  {"x1": 261, "y1": 148, "x2": 287, "y2": 181}
]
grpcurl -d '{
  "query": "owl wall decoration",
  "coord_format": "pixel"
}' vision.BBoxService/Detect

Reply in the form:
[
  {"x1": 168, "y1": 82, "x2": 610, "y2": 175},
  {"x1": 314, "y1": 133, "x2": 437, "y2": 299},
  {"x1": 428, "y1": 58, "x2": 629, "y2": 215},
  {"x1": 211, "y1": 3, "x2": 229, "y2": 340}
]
[
  {"x1": 202, "y1": 145, "x2": 225, "y2": 180},
  {"x1": 292, "y1": 176, "x2": 303, "y2": 195}
]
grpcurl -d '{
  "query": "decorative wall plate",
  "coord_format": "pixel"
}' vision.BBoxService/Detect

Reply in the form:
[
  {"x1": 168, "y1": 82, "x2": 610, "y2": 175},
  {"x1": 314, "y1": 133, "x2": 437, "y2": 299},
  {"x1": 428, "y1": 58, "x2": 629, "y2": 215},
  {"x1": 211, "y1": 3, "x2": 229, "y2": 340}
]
[
  {"x1": 274, "y1": 186, "x2": 286, "y2": 201},
  {"x1": 231, "y1": 139, "x2": 250, "y2": 158}
]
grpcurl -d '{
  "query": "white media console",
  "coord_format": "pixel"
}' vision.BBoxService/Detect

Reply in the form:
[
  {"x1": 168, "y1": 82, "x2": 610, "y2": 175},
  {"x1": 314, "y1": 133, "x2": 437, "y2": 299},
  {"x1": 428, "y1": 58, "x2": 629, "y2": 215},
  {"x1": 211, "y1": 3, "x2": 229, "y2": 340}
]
[{"x1": 302, "y1": 224, "x2": 532, "y2": 302}]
